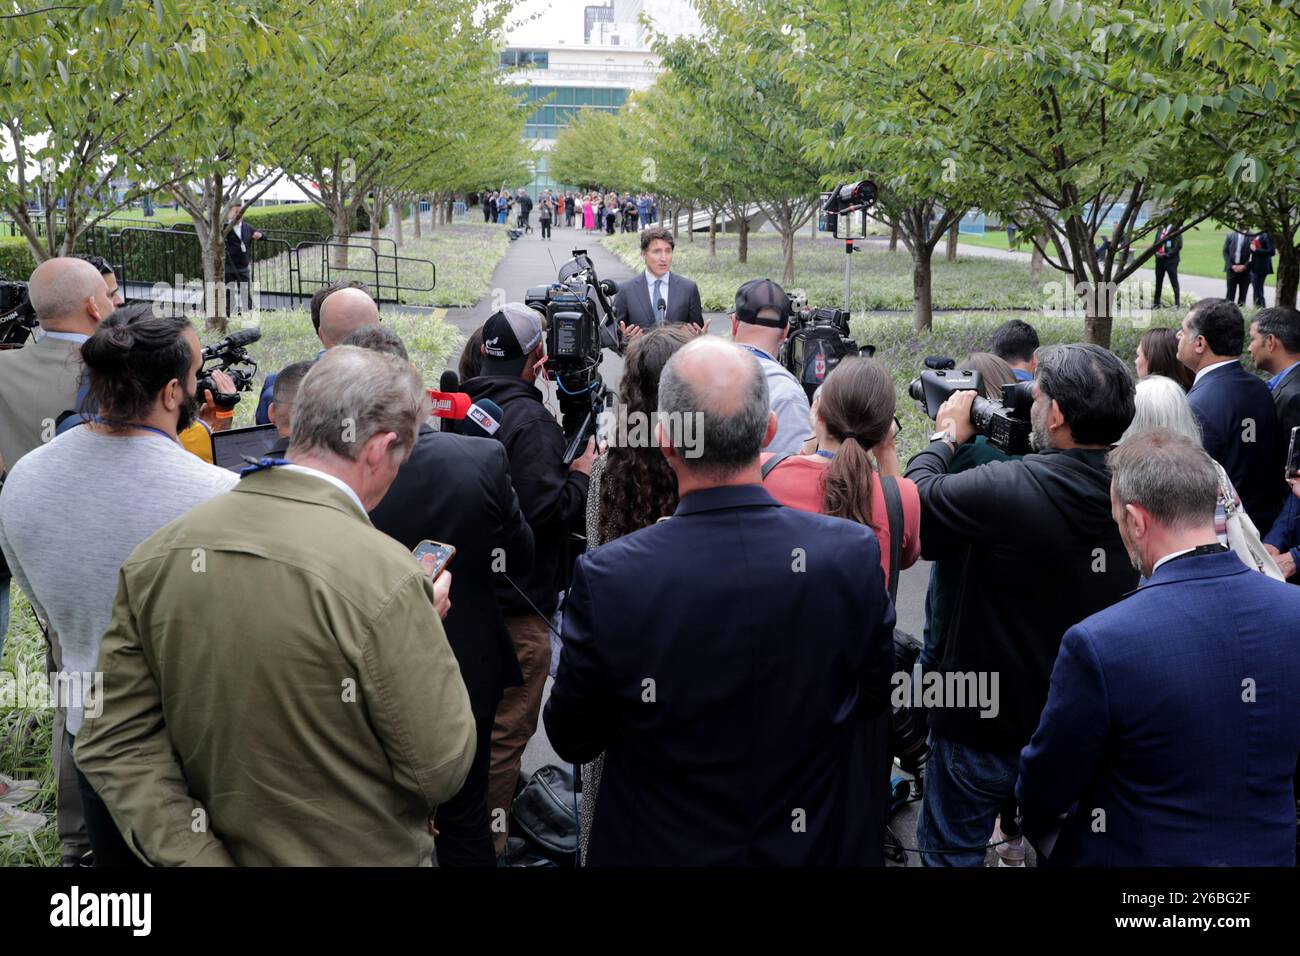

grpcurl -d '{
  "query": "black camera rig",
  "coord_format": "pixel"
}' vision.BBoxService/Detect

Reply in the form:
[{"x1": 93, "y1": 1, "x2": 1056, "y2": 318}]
[
  {"x1": 525, "y1": 250, "x2": 621, "y2": 464},
  {"x1": 779, "y1": 290, "x2": 876, "y2": 401},
  {"x1": 908, "y1": 356, "x2": 1034, "y2": 456},
  {"x1": 0, "y1": 278, "x2": 36, "y2": 348},
  {"x1": 198, "y1": 327, "x2": 261, "y2": 408}
]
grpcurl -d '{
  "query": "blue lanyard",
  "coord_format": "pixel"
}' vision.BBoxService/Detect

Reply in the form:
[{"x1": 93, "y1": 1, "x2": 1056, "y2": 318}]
[
  {"x1": 815, "y1": 450, "x2": 835, "y2": 460},
  {"x1": 737, "y1": 344, "x2": 773, "y2": 362},
  {"x1": 94, "y1": 419, "x2": 177, "y2": 444},
  {"x1": 239, "y1": 456, "x2": 293, "y2": 477}
]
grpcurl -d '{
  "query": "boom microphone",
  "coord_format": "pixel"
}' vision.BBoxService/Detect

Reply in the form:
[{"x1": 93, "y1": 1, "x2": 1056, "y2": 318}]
[{"x1": 202, "y1": 326, "x2": 261, "y2": 358}]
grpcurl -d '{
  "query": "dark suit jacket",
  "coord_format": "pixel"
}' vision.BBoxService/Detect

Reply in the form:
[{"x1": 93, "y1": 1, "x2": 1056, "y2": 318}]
[
  {"x1": 1273, "y1": 363, "x2": 1300, "y2": 453},
  {"x1": 1223, "y1": 231, "x2": 1252, "y2": 271},
  {"x1": 1153, "y1": 228, "x2": 1181, "y2": 263},
  {"x1": 224, "y1": 222, "x2": 258, "y2": 272},
  {"x1": 544, "y1": 484, "x2": 896, "y2": 866},
  {"x1": 1018, "y1": 551, "x2": 1300, "y2": 866},
  {"x1": 1250, "y1": 232, "x2": 1275, "y2": 276},
  {"x1": 369, "y1": 425, "x2": 534, "y2": 720},
  {"x1": 613, "y1": 271, "x2": 704, "y2": 330},
  {"x1": 1188, "y1": 361, "x2": 1287, "y2": 530}
]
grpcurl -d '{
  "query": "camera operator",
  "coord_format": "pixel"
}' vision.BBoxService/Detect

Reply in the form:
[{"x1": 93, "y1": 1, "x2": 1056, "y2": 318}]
[
  {"x1": 460, "y1": 303, "x2": 595, "y2": 858},
  {"x1": 0, "y1": 303, "x2": 239, "y2": 865},
  {"x1": 728, "y1": 278, "x2": 813, "y2": 456},
  {"x1": 0, "y1": 256, "x2": 114, "y2": 856},
  {"x1": 74, "y1": 346, "x2": 475, "y2": 865},
  {"x1": 254, "y1": 281, "x2": 378, "y2": 424},
  {"x1": 354, "y1": 326, "x2": 535, "y2": 866},
  {"x1": 905, "y1": 343, "x2": 1138, "y2": 866}
]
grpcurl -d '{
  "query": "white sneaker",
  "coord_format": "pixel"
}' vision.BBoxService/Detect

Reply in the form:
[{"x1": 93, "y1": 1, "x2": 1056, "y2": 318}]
[
  {"x1": 0, "y1": 803, "x2": 48, "y2": 837},
  {"x1": 0, "y1": 774, "x2": 41, "y2": 807}
]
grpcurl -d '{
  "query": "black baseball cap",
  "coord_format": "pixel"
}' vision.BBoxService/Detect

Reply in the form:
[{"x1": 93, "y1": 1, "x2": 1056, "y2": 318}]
[
  {"x1": 735, "y1": 278, "x2": 791, "y2": 328},
  {"x1": 480, "y1": 303, "x2": 544, "y2": 376}
]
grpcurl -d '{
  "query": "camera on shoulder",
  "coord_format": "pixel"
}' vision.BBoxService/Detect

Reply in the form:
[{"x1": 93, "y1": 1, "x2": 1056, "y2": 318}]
[{"x1": 908, "y1": 356, "x2": 1035, "y2": 455}]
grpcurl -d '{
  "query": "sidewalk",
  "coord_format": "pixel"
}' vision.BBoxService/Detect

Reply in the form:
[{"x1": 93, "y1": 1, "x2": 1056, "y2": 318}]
[{"x1": 957, "y1": 241, "x2": 1277, "y2": 309}]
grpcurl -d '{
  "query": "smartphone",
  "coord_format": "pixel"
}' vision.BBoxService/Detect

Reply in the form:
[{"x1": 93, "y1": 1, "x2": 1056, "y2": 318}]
[
  {"x1": 412, "y1": 539, "x2": 456, "y2": 581},
  {"x1": 1286, "y1": 426, "x2": 1300, "y2": 480}
]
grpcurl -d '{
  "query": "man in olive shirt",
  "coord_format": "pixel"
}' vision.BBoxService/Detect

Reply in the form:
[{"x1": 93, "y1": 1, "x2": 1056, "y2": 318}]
[{"x1": 75, "y1": 346, "x2": 476, "y2": 866}]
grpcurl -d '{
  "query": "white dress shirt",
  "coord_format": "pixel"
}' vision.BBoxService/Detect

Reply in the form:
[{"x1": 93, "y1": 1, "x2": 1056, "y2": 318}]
[
  {"x1": 281, "y1": 463, "x2": 366, "y2": 517},
  {"x1": 1193, "y1": 359, "x2": 1236, "y2": 387}
]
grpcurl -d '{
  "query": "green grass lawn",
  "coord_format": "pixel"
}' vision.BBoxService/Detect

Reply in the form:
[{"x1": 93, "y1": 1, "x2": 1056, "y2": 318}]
[
  {"x1": 603, "y1": 231, "x2": 1053, "y2": 312},
  {"x1": 959, "y1": 220, "x2": 1276, "y2": 287}
]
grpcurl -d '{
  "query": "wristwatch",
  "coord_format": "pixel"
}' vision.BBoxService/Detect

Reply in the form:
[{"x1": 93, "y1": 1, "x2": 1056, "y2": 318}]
[{"x1": 929, "y1": 428, "x2": 956, "y2": 448}]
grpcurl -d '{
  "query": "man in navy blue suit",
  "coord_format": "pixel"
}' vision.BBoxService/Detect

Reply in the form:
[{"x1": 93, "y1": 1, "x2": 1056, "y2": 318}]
[
  {"x1": 1018, "y1": 429, "x2": 1300, "y2": 866},
  {"x1": 544, "y1": 337, "x2": 896, "y2": 866},
  {"x1": 1178, "y1": 298, "x2": 1287, "y2": 531}
]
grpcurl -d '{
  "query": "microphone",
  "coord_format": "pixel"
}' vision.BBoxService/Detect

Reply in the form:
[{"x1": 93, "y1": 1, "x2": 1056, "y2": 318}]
[
  {"x1": 439, "y1": 369, "x2": 460, "y2": 392},
  {"x1": 202, "y1": 326, "x2": 261, "y2": 358},
  {"x1": 427, "y1": 390, "x2": 472, "y2": 419},
  {"x1": 599, "y1": 278, "x2": 619, "y2": 297},
  {"x1": 463, "y1": 398, "x2": 503, "y2": 438},
  {"x1": 657, "y1": 297, "x2": 667, "y2": 322}
]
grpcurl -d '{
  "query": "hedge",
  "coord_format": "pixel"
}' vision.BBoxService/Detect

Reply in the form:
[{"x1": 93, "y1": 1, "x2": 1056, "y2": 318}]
[{"x1": 0, "y1": 202, "x2": 388, "y2": 284}]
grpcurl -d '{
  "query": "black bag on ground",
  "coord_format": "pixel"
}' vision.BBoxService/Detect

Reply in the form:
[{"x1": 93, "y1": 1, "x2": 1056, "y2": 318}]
[{"x1": 510, "y1": 764, "x2": 580, "y2": 865}]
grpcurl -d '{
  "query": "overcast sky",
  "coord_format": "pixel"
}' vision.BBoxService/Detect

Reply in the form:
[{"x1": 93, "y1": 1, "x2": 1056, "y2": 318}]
[{"x1": 505, "y1": 0, "x2": 700, "y2": 45}]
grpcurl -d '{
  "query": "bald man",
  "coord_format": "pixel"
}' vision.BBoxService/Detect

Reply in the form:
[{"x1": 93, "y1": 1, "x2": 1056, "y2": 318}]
[
  {"x1": 544, "y1": 337, "x2": 897, "y2": 866},
  {"x1": 254, "y1": 283, "x2": 381, "y2": 425},
  {"x1": 0, "y1": 255, "x2": 113, "y2": 859}
]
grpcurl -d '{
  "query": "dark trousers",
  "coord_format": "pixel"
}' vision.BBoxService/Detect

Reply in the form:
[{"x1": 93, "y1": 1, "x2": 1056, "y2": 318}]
[
  {"x1": 72, "y1": 736, "x2": 143, "y2": 867},
  {"x1": 1251, "y1": 271, "x2": 1268, "y2": 307},
  {"x1": 433, "y1": 715, "x2": 496, "y2": 867},
  {"x1": 605, "y1": 214, "x2": 616, "y2": 235},
  {"x1": 1154, "y1": 258, "x2": 1180, "y2": 307},
  {"x1": 1227, "y1": 269, "x2": 1250, "y2": 305},
  {"x1": 224, "y1": 268, "x2": 252, "y2": 315},
  {"x1": 540, "y1": 218, "x2": 551, "y2": 239},
  {"x1": 483, "y1": 205, "x2": 492, "y2": 223}
]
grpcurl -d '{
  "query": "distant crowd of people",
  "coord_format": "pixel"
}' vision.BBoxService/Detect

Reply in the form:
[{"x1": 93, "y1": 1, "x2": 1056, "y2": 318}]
[{"x1": 480, "y1": 188, "x2": 658, "y2": 238}]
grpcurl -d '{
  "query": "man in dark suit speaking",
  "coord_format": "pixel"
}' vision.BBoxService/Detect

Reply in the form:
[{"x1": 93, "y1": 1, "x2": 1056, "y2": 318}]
[
  {"x1": 545, "y1": 337, "x2": 896, "y2": 866},
  {"x1": 613, "y1": 225, "x2": 705, "y2": 342}
]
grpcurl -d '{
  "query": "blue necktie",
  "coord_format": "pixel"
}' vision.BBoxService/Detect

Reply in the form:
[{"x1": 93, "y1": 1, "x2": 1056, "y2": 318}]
[{"x1": 653, "y1": 278, "x2": 663, "y2": 325}]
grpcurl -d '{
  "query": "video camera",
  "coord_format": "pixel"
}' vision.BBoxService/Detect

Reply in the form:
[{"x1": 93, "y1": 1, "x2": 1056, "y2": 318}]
[
  {"x1": 908, "y1": 356, "x2": 1035, "y2": 456},
  {"x1": 0, "y1": 278, "x2": 36, "y2": 349},
  {"x1": 198, "y1": 327, "x2": 261, "y2": 409},
  {"x1": 525, "y1": 249, "x2": 620, "y2": 463},
  {"x1": 779, "y1": 289, "x2": 875, "y2": 401}
]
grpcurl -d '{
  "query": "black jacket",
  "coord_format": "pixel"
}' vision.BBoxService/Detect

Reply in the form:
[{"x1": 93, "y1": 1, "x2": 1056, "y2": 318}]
[
  {"x1": 224, "y1": 222, "x2": 257, "y2": 272},
  {"x1": 1249, "y1": 232, "x2": 1275, "y2": 276},
  {"x1": 545, "y1": 485, "x2": 895, "y2": 866},
  {"x1": 1188, "y1": 361, "x2": 1287, "y2": 531},
  {"x1": 369, "y1": 426, "x2": 535, "y2": 719},
  {"x1": 1153, "y1": 227, "x2": 1181, "y2": 264},
  {"x1": 905, "y1": 443, "x2": 1138, "y2": 756},
  {"x1": 1273, "y1": 363, "x2": 1300, "y2": 453},
  {"x1": 459, "y1": 375, "x2": 589, "y2": 617}
]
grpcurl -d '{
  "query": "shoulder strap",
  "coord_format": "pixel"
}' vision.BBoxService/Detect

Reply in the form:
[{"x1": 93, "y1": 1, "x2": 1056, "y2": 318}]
[
  {"x1": 760, "y1": 454, "x2": 791, "y2": 481},
  {"x1": 880, "y1": 475, "x2": 904, "y2": 603}
]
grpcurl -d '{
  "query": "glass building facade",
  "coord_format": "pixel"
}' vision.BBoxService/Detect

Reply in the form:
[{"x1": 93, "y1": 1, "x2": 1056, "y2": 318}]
[{"x1": 523, "y1": 85, "x2": 629, "y2": 140}]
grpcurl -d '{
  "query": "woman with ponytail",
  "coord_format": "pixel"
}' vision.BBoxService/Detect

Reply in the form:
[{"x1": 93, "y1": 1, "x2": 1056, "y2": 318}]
[{"x1": 760, "y1": 356, "x2": 921, "y2": 586}]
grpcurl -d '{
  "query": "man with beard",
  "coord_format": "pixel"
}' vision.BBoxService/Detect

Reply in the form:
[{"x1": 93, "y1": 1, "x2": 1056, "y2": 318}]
[
  {"x1": 1018, "y1": 429, "x2": 1300, "y2": 865},
  {"x1": 903, "y1": 343, "x2": 1138, "y2": 866},
  {"x1": 0, "y1": 303, "x2": 239, "y2": 865}
]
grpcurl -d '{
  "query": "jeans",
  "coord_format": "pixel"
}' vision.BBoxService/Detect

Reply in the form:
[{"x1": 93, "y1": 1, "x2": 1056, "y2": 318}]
[{"x1": 916, "y1": 731, "x2": 1019, "y2": 866}]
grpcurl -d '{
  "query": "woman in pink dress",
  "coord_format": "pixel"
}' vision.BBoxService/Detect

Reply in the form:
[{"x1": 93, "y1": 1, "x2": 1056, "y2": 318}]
[{"x1": 583, "y1": 195, "x2": 595, "y2": 231}]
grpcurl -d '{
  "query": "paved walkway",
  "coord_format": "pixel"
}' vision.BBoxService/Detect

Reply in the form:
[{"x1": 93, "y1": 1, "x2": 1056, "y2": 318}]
[{"x1": 957, "y1": 240, "x2": 1277, "y2": 309}]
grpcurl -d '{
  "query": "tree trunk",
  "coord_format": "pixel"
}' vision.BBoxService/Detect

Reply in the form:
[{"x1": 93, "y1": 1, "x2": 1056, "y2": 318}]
[
  {"x1": 738, "y1": 215, "x2": 749, "y2": 264},
  {"x1": 331, "y1": 204, "x2": 351, "y2": 268},
  {"x1": 946, "y1": 221, "x2": 959, "y2": 262},
  {"x1": 369, "y1": 194, "x2": 381, "y2": 252},
  {"x1": 671, "y1": 204, "x2": 680, "y2": 239},
  {"x1": 392, "y1": 202, "x2": 403, "y2": 248},
  {"x1": 911, "y1": 242, "x2": 935, "y2": 332},
  {"x1": 1030, "y1": 241, "x2": 1044, "y2": 277},
  {"x1": 412, "y1": 199, "x2": 422, "y2": 238},
  {"x1": 1084, "y1": 299, "x2": 1114, "y2": 349},
  {"x1": 205, "y1": 186, "x2": 228, "y2": 332},
  {"x1": 1275, "y1": 231, "x2": 1298, "y2": 308},
  {"x1": 781, "y1": 225, "x2": 796, "y2": 285},
  {"x1": 889, "y1": 222, "x2": 900, "y2": 252},
  {"x1": 708, "y1": 209, "x2": 717, "y2": 256}
]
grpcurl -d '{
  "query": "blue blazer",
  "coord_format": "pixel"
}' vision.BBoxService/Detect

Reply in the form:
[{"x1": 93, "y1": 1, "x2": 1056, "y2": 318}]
[
  {"x1": 1188, "y1": 361, "x2": 1287, "y2": 531},
  {"x1": 1018, "y1": 551, "x2": 1300, "y2": 866},
  {"x1": 544, "y1": 484, "x2": 896, "y2": 866}
]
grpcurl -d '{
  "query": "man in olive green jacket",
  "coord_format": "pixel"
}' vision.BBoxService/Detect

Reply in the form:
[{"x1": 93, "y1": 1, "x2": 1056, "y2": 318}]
[{"x1": 75, "y1": 345, "x2": 476, "y2": 866}]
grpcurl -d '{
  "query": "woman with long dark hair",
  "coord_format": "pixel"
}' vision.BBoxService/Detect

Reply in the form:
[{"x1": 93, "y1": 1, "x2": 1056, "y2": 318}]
[
  {"x1": 1135, "y1": 327, "x2": 1194, "y2": 391},
  {"x1": 760, "y1": 356, "x2": 921, "y2": 586}
]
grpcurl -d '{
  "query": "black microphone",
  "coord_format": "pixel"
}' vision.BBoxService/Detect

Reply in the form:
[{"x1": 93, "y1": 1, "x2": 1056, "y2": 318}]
[
  {"x1": 599, "y1": 278, "x2": 619, "y2": 296},
  {"x1": 439, "y1": 369, "x2": 460, "y2": 392},
  {"x1": 657, "y1": 297, "x2": 667, "y2": 322},
  {"x1": 203, "y1": 327, "x2": 261, "y2": 358},
  {"x1": 463, "y1": 398, "x2": 503, "y2": 439}
]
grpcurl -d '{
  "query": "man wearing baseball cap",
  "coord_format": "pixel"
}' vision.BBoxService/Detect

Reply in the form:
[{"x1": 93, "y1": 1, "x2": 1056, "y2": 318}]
[
  {"x1": 731, "y1": 278, "x2": 813, "y2": 456},
  {"x1": 461, "y1": 302, "x2": 596, "y2": 858}
]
